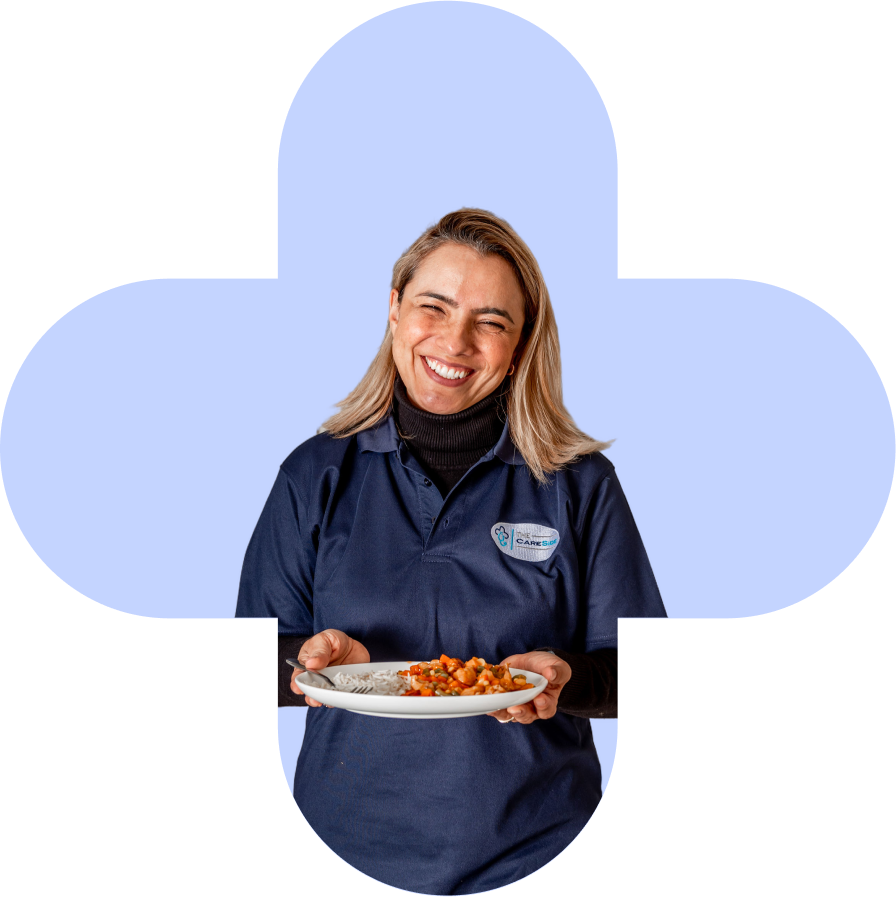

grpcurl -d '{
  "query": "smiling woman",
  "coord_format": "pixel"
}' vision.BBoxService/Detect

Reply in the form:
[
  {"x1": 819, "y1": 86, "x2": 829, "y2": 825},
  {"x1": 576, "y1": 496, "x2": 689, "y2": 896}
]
[
  {"x1": 321, "y1": 209, "x2": 609, "y2": 480},
  {"x1": 389, "y1": 241, "x2": 524, "y2": 413},
  {"x1": 236, "y1": 208, "x2": 666, "y2": 894}
]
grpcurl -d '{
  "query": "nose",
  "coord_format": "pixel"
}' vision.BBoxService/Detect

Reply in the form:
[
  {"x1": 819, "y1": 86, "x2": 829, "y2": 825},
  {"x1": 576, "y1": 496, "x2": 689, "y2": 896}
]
[{"x1": 439, "y1": 316, "x2": 473, "y2": 357}]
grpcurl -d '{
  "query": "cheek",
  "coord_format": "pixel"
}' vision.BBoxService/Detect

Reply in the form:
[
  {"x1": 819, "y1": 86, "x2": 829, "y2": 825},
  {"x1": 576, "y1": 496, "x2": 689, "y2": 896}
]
[
  {"x1": 399, "y1": 320, "x2": 435, "y2": 351},
  {"x1": 483, "y1": 340, "x2": 514, "y2": 370},
  {"x1": 392, "y1": 323, "x2": 428, "y2": 368}
]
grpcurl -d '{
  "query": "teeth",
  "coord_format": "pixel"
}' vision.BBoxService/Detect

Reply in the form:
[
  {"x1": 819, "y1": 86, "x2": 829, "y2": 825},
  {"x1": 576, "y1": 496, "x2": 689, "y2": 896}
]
[{"x1": 426, "y1": 357, "x2": 469, "y2": 380}]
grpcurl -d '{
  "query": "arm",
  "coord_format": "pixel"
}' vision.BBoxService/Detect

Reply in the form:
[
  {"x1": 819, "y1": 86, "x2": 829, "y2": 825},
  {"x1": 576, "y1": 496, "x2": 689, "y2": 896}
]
[
  {"x1": 236, "y1": 468, "x2": 316, "y2": 705},
  {"x1": 551, "y1": 470, "x2": 663, "y2": 719},
  {"x1": 279, "y1": 635, "x2": 311, "y2": 707},
  {"x1": 490, "y1": 467, "x2": 663, "y2": 724},
  {"x1": 488, "y1": 647, "x2": 617, "y2": 724},
  {"x1": 554, "y1": 469, "x2": 663, "y2": 719},
  {"x1": 554, "y1": 647, "x2": 617, "y2": 718}
]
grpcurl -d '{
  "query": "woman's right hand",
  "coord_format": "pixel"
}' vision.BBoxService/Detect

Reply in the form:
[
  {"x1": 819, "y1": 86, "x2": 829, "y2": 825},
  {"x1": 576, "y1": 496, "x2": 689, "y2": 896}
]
[{"x1": 290, "y1": 629, "x2": 370, "y2": 708}]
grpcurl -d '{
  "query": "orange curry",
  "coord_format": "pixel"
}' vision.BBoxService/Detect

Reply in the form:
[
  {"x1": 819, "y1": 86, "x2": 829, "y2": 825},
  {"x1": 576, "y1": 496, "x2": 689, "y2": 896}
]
[{"x1": 399, "y1": 654, "x2": 535, "y2": 696}]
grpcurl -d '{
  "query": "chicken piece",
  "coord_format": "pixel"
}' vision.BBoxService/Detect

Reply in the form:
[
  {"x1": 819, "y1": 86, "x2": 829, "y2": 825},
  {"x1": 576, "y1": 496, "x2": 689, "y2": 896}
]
[{"x1": 453, "y1": 667, "x2": 476, "y2": 686}]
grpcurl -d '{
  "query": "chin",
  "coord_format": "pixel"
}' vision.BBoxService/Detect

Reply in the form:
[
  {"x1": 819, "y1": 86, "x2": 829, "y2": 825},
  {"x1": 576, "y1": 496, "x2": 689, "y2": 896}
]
[
  {"x1": 421, "y1": 396, "x2": 463, "y2": 414},
  {"x1": 412, "y1": 388, "x2": 462, "y2": 414}
]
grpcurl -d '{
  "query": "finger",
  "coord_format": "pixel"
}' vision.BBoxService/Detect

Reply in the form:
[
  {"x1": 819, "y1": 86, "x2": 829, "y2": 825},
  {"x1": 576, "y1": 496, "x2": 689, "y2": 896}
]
[
  {"x1": 544, "y1": 660, "x2": 570, "y2": 686},
  {"x1": 303, "y1": 629, "x2": 355, "y2": 668},
  {"x1": 488, "y1": 710, "x2": 514, "y2": 723},
  {"x1": 320, "y1": 628, "x2": 347, "y2": 659},
  {"x1": 506, "y1": 703, "x2": 537, "y2": 724},
  {"x1": 298, "y1": 635, "x2": 333, "y2": 669},
  {"x1": 290, "y1": 670, "x2": 306, "y2": 695},
  {"x1": 305, "y1": 696, "x2": 323, "y2": 708},
  {"x1": 532, "y1": 694, "x2": 557, "y2": 720}
]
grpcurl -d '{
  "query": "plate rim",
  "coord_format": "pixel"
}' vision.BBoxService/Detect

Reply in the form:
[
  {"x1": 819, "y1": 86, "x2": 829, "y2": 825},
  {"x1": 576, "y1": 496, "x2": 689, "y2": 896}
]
[{"x1": 295, "y1": 659, "x2": 548, "y2": 718}]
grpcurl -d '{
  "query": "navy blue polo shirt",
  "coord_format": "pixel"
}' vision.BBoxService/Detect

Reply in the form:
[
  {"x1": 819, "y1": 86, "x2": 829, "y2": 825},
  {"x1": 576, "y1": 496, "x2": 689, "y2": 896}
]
[{"x1": 237, "y1": 415, "x2": 665, "y2": 894}]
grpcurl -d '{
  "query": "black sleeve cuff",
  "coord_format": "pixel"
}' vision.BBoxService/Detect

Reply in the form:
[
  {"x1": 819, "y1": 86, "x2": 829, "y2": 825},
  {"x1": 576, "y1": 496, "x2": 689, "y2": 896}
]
[
  {"x1": 549, "y1": 647, "x2": 618, "y2": 719},
  {"x1": 279, "y1": 635, "x2": 312, "y2": 707}
]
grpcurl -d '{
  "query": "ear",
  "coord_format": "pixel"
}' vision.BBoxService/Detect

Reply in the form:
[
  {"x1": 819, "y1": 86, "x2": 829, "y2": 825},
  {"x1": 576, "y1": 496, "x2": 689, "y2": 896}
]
[{"x1": 388, "y1": 289, "x2": 401, "y2": 336}]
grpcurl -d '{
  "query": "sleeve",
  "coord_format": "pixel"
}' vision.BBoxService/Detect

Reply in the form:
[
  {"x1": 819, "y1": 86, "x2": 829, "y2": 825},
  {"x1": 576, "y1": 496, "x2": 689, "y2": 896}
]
[
  {"x1": 235, "y1": 468, "x2": 317, "y2": 707},
  {"x1": 576, "y1": 469, "x2": 667, "y2": 650},
  {"x1": 278, "y1": 635, "x2": 312, "y2": 708},
  {"x1": 554, "y1": 647, "x2": 617, "y2": 718},
  {"x1": 540, "y1": 470, "x2": 663, "y2": 719},
  {"x1": 532, "y1": 644, "x2": 618, "y2": 717}
]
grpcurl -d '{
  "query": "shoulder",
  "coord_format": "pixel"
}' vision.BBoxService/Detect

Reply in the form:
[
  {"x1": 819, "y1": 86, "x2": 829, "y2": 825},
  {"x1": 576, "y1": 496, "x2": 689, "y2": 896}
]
[
  {"x1": 544, "y1": 451, "x2": 620, "y2": 525},
  {"x1": 557, "y1": 450, "x2": 616, "y2": 487},
  {"x1": 279, "y1": 430, "x2": 358, "y2": 490}
]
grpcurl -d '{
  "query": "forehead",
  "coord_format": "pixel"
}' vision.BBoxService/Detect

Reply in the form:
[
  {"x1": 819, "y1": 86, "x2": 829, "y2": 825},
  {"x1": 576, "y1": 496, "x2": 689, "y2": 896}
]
[{"x1": 411, "y1": 243, "x2": 523, "y2": 304}]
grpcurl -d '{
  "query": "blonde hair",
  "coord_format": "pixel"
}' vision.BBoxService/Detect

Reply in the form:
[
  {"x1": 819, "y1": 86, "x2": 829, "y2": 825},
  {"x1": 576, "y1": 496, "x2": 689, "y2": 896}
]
[{"x1": 320, "y1": 208, "x2": 609, "y2": 482}]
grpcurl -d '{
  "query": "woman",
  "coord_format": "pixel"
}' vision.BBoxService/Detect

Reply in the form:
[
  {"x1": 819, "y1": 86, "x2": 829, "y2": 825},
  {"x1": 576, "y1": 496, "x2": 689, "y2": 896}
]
[{"x1": 236, "y1": 209, "x2": 665, "y2": 894}]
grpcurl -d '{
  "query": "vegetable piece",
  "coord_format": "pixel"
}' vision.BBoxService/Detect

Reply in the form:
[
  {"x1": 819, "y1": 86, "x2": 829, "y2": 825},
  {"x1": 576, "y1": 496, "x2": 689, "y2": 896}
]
[{"x1": 399, "y1": 656, "x2": 531, "y2": 696}]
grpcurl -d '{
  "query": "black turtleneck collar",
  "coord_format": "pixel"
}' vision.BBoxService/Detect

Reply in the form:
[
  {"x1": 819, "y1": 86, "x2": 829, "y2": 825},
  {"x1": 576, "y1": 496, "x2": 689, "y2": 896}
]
[{"x1": 392, "y1": 376, "x2": 508, "y2": 496}]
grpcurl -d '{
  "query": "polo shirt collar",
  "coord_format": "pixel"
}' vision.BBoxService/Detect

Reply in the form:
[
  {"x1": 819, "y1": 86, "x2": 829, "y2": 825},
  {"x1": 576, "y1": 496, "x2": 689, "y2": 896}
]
[{"x1": 356, "y1": 414, "x2": 525, "y2": 465}]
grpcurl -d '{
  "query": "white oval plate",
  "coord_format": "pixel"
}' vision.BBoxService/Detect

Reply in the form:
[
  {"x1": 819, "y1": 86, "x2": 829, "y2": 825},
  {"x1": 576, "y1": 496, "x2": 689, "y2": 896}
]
[{"x1": 295, "y1": 661, "x2": 548, "y2": 719}]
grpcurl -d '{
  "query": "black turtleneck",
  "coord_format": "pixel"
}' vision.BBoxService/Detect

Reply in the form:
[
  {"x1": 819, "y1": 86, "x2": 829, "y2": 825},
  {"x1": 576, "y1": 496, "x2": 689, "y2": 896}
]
[
  {"x1": 392, "y1": 375, "x2": 507, "y2": 496},
  {"x1": 278, "y1": 381, "x2": 618, "y2": 717}
]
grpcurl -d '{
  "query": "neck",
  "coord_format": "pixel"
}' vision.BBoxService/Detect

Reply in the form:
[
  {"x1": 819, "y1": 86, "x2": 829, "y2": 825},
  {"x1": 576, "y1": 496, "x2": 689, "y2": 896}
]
[{"x1": 392, "y1": 377, "x2": 507, "y2": 495}]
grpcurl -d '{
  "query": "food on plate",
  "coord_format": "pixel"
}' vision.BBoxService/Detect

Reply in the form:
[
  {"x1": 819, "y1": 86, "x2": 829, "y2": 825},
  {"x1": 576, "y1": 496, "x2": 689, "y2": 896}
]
[
  {"x1": 328, "y1": 669, "x2": 412, "y2": 696},
  {"x1": 399, "y1": 655, "x2": 535, "y2": 697},
  {"x1": 317, "y1": 655, "x2": 536, "y2": 697}
]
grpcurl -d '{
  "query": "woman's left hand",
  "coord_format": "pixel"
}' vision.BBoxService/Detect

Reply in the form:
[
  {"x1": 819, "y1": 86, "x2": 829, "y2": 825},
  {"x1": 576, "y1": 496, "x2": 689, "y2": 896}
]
[{"x1": 487, "y1": 651, "x2": 571, "y2": 724}]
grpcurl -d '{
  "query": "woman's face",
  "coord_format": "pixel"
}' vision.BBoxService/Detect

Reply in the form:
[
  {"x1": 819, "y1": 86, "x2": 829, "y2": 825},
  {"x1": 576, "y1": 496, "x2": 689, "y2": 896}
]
[{"x1": 389, "y1": 243, "x2": 526, "y2": 415}]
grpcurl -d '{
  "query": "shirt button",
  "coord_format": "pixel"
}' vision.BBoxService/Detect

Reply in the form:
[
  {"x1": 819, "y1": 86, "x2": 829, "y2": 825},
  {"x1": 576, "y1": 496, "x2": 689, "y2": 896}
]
[{"x1": 423, "y1": 479, "x2": 432, "y2": 487}]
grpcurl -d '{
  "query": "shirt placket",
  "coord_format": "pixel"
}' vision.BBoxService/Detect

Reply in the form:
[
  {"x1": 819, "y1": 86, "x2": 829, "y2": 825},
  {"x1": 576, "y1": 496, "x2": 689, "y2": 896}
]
[
  {"x1": 396, "y1": 443, "x2": 445, "y2": 548},
  {"x1": 397, "y1": 442, "x2": 494, "y2": 555}
]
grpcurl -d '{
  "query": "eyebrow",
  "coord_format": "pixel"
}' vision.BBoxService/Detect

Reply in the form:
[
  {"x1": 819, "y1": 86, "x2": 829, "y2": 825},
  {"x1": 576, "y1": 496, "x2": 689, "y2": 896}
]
[{"x1": 415, "y1": 291, "x2": 516, "y2": 325}]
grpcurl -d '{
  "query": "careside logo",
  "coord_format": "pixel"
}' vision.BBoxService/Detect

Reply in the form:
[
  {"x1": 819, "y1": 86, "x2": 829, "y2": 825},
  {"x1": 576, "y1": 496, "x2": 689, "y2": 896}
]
[{"x1": 491, "y1": 522, "x2": 560, "y2": 562}]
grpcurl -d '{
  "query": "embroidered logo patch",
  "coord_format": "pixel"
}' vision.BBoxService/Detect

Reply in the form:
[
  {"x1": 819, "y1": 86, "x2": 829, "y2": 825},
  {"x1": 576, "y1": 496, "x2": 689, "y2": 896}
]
[{"x1": 491, "y1": 522, "x2": 560, "y2": 562}]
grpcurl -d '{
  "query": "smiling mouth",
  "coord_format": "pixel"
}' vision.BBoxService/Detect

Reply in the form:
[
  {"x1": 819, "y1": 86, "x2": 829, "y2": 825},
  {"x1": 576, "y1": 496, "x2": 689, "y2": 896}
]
[{"x1": 423, "y1": 356, "x2": 473, "y2": 381}]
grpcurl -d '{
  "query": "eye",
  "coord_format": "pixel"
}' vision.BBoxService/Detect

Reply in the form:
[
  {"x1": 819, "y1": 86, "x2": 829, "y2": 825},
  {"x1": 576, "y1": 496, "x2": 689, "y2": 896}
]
[{"x1": 480, "y1": 320, "x2": 505, "y2": 331}]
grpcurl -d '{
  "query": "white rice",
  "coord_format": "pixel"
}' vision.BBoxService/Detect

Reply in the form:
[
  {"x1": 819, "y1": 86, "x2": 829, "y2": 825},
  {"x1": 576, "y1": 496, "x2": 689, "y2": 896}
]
[{"x1": 327, "y1": 670, "x2": 411, "y2": 696}]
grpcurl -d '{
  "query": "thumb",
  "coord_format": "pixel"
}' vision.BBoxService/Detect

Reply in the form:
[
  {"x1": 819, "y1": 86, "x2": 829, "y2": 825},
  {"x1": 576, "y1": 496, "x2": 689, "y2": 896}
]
[
  {"x1": 299, "y1": 640, "x2": 331, "y2": 668},
  {"x1": 545, "y1": 660, "x2": 567, "y2": 684}
]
